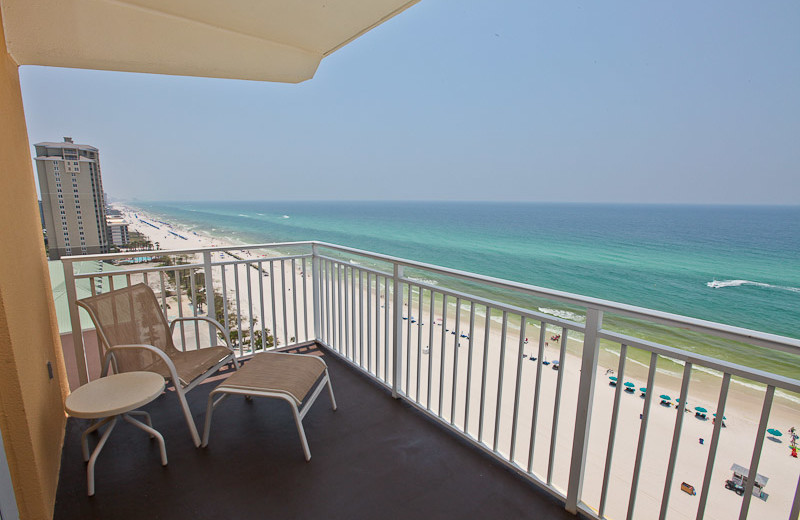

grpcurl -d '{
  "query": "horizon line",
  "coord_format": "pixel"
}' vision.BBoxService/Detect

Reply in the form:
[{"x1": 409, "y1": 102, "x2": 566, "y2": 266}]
[{"x1": 112, "y1": 199, "x2": 800, "y2": 208}]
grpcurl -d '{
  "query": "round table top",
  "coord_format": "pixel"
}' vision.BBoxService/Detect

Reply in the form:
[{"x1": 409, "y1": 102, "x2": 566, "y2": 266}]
[{"x1": 65, "y1": 372, "x2": 165, "y2": 419}]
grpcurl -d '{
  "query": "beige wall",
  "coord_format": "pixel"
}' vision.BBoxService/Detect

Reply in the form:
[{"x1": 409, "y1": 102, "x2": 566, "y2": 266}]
[{"x1": 0, "y1": 4, "x2": 71, "y2": 518}]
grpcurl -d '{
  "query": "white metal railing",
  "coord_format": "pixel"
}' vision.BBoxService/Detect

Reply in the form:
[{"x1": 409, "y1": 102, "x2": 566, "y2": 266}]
[{"x1": 63, "y1": 241, "x2": 800, "y2": 520}]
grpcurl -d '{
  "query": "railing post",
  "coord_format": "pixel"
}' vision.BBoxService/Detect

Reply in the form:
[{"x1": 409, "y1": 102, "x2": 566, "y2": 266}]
[
  {"x1": 391, "y1": 263, "x2": 404, "y2": 399},
  {"x1": 312, "y1": 244, "x2": 321, "y2": 342},
  {"x1": 63, "y1": 258, "x2": 89, "y2": 386},
  {"x1": 202, "y1": 250, "x2": 216, "y2": 346},
  {"x1": 566, "y1": 307, "x2": 603, "y2": 514}
]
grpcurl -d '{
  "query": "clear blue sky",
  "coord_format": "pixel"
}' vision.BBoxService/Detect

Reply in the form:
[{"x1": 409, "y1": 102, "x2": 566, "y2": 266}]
[{"x1": 20, "y1": 1, "x2": 800, "y2": 204}]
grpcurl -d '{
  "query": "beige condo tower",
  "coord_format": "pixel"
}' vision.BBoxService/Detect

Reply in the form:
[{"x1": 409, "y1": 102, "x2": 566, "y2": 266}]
[{"x1": 35, "y1": 137, "x2": 110, "y2": 259}]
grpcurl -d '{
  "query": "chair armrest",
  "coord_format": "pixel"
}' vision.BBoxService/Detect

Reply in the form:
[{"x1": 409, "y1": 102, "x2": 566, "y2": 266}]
[
  {"x1": 169, "y1": 316, "x2": 234, "y2": 353},
  {"x1": 103, "y1": 344, "x2": 180, "y2": 387}
]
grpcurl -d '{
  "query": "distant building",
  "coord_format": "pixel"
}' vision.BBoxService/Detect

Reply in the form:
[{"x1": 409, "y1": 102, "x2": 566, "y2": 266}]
[
  {"x1": 106, "y1": 216, "x2": 130, "y2": 246},
  {"x1": 35, "y1": 137, "x2": 110, "y2": 259},
  {"x1": 39, "y1": 200, "x2": 47, "y2": 250}
]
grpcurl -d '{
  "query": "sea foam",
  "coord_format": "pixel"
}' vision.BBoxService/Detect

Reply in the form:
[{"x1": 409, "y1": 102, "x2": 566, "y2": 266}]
[
  {"x1": 538, "y1": 307, "x2": 586, "y2": 323},
  {"x1": 407, "y1": 277, "x2": 439, "y2": 286}
]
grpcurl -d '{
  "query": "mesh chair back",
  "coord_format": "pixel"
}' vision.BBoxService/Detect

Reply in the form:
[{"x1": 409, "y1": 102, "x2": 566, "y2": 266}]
[{"x1": 78, "y1": 283, "x2": 178, "y2": 373}]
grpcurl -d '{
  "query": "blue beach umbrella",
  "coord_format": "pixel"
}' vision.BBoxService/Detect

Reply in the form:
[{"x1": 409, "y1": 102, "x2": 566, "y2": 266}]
[
  {"x1": 624, "y1": 382, "x2": 635, "y2": 388},
  {"x1": 713, "y1": 413, "x2": 727, "y2": 420},
  {"x1": 695, "y1": 406, "x2": 708, "y2": 414},
  {"x1": 660, "y1": 394, "x2": 672, "y2": 401},
  {"x1": 767, "y1": 428, "x2": 783, "y2": 437},
  {"x1": 639, "y1": 388, "x2": 647, "y2": 393},
  {"x1": 608, "y1": 376, "x2": 618, "y2": 382}
]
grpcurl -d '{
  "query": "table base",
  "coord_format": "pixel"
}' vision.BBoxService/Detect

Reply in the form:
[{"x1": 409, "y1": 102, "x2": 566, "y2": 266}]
[{"x1": 82, "y1": 411, "x2": 167, "y2": 496}]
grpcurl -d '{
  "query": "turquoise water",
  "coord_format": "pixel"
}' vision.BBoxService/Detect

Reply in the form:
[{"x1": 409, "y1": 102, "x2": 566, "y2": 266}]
[{"x1": 132, "y1": 202, "x2": 799, "y2": 350}]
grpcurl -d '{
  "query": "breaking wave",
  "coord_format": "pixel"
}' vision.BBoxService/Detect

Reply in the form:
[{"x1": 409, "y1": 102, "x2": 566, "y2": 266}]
[
  {"x1": 407, "y1": 277, "x2": 439, "y2": 286},
  {"x1": 707, "y1": 280, "x2": 800, "y2": 293},
  {"x1": 538, "y1": 307, "x2": 585, "y2": 323}
]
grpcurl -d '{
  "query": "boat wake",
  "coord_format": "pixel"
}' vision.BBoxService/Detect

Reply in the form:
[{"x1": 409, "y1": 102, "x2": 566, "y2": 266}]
[{"x1": 706, "y1": 280, "x2": 800, "y2": 293}]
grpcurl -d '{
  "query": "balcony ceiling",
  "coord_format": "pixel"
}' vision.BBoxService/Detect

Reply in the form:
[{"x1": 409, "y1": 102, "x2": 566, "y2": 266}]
[{"x1": 1, "y1": 0, "x2": 419, "y2": 82}]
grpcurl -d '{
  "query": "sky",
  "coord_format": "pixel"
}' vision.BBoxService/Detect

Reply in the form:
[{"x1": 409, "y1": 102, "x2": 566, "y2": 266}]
[{"x1": 20, "y1": 1, "x2": 800, "y2": 204}]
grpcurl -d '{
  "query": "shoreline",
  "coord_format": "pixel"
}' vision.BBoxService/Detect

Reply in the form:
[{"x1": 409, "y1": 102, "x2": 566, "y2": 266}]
[
  {"x1": 113, "y1": 201, "x2": 800, "y2": 519},
  {"x1": 116, "y1": 200, "x2": 799, "y2": 397},
  {"x1": 125, "y1": 203, "x2": 800, "y2": 386},
  {"x1": 115, "y1": 201, "x2": 799, "y2": 408}
]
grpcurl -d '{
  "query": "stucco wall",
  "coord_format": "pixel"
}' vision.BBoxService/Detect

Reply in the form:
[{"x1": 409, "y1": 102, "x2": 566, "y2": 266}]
[{"x1": 0, "y1": 5, "x2": 71, "y2": 518}]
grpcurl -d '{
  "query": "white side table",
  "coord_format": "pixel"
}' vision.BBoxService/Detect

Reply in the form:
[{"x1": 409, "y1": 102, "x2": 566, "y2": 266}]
[{"x1": 65, "y1": 371, "x2": 167, "y2": 496}]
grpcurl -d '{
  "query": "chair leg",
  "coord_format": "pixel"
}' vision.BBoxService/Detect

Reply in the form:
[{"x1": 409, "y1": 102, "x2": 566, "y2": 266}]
[
  {"x1": 290, "y1": 402, "x2": 312, "y2": 462},
  {"x1": 201, "y1": 393, "x2": 215, "y2": 448},
  {"x1": 175, "y1": 386, "x2": 202, "y2": 447},
  {"x1": 326, "y1": 371, "x2": 337, "y2": 411},
  {"x1": 201, "y1": 391, "x2": 229, "y2": 448}
]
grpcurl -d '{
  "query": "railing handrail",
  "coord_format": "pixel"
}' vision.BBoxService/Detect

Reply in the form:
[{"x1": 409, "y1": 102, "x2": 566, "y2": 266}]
[
  {"x1": 599, "y1": 330, "x2": 800, "y2": 394},
  {"x1": 70, "y1": 253, "x2": 315, "y2": 280},
  {"x1": 64, "y1": 240, "x2": 800, "y2": 355},
  {"x1": 312, "y1": 241, "x2": 800, "y2": 354},
  {"x1": 60, "y1": 241, "x2": 315, "y2": 261},
  {"x1": 319, "y1": 253, "x2": 800, "y2": 394},
  {"x1": 62, "y1": 239, "x2": 800, "y2": 519},
  {"x1": 71, "y1": 262, "x2": 205, "y2": 278}
]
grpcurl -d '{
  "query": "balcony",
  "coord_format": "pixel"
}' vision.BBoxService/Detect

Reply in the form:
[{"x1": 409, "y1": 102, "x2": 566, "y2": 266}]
[
  {"x1": 55, "y1": 342, "x2": 575, "y2": 519},
  {"x1": 58, "y1": 242, "x2": 800, "y2": 520}
]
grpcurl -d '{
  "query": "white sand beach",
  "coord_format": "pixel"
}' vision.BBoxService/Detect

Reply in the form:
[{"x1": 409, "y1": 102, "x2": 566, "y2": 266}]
[
  {"x1": 113, "y1": 202, "x2": 800, "y2": 520},
  {"x1": 115, "y1": 203, "x2": 314, "y2": 353},
  {"x1": 394, "y1": 301, "x2": 800, "y2": 520}
]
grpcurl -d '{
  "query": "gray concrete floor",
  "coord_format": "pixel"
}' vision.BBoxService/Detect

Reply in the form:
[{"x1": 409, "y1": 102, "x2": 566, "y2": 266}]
[{"x1": 55, "y1": 344, "x2": 581, "y2": 520}]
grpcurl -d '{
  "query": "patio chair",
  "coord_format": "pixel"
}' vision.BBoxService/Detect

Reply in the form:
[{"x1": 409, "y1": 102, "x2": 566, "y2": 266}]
[{"x1": 77, "y1": 282, "x2": 238, "y2": 447}]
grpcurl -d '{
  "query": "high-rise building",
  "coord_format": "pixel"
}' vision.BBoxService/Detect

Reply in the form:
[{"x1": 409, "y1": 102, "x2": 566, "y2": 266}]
[
  {"x1": 106, "y1": 215, "x2": 130, "y2": 246},
  {"x1": 35, "y1": 137, "x2": 110, "y2": 259}
]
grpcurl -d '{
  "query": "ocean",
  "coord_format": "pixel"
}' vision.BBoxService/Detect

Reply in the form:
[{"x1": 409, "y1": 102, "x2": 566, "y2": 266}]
[{"x1": 130, "y1": 201, "x2": 800, "y2": 377}]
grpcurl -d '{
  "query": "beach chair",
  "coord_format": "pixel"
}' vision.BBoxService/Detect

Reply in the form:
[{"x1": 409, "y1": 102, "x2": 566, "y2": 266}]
[{"x1": 77, "y1": 283, "x2": 239, "y2": 447}]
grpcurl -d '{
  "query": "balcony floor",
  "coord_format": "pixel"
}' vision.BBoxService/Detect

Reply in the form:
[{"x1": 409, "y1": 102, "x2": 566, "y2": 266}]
[{"x1": 55, "y1": 344, "x2": 579, "y2": 520}]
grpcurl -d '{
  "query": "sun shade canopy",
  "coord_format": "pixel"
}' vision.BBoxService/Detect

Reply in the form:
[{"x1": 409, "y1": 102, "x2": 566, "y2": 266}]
[
  {"x1": 730, "y1": 464, "x2": 769, "y2": 487},
  {"x1": 1, "y1": 0, "x2": 420, "y2": 82}
]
